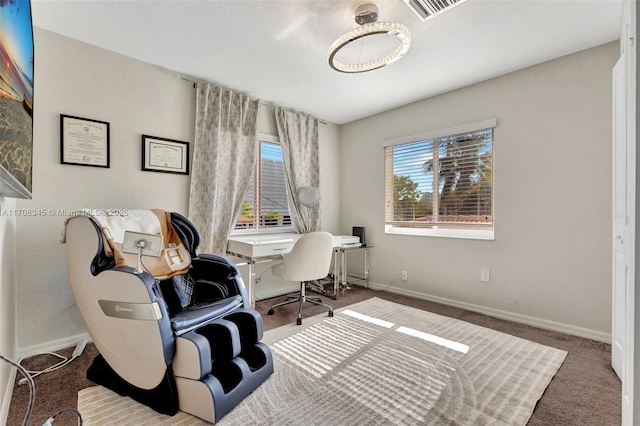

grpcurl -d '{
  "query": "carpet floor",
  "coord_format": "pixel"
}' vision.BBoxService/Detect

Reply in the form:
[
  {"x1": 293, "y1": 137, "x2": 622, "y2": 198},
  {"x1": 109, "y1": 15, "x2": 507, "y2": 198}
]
[{"x1": 6, "y1": 286, "x2": 620, "y2": 425}]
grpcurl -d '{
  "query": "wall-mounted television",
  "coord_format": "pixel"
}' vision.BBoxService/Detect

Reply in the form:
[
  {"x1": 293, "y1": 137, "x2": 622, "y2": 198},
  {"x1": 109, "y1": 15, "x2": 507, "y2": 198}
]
[{"x1": 0, "y1": 0, "x2": 34, "y2": 199}]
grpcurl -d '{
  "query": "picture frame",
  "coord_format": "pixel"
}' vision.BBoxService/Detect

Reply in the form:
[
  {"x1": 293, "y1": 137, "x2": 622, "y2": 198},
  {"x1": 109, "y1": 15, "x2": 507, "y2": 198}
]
[
  {"x1": 141, "y1": 135, "x2": 190, "y2": 175},
  {"x1": 0, "y1": 0, "x2": 34, "y2": 198},
  {"x1": 60, "y1": 114, "x2": 110, "y2": 168}
]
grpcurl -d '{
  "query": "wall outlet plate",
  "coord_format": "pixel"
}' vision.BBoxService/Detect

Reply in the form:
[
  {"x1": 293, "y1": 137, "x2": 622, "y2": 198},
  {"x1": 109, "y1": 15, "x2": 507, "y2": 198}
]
[{"x1": 480, "y1": 269, "x2": 491, "y2": 282}]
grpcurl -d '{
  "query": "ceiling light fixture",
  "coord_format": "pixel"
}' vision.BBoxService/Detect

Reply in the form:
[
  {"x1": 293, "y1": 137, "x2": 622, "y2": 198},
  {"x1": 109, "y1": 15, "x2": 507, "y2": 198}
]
[{"x1": 328, "y1": 4, "x2": 411, "y2": 74}]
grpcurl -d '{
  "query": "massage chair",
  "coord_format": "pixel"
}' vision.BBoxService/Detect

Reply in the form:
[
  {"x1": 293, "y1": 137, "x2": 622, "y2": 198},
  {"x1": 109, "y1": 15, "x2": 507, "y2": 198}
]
[{"x1": 63, "y1": 212, "x2": 273, "y2": 423}]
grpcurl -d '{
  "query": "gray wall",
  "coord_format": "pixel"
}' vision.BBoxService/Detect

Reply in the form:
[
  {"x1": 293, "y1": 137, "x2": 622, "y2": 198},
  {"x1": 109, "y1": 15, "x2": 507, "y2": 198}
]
[
  {"x1": 0, "y1": 196, "x2": 17, "y2": 423},
  {"x1": 340, "y1": 42, "x2": 618, "y2": 340}
]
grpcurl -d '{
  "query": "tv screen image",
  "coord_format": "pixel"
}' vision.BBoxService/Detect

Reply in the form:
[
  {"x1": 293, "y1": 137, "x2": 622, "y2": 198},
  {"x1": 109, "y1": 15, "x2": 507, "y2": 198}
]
[{"x1": 0, "y1": 0, "x2": 33, "y2": 199}]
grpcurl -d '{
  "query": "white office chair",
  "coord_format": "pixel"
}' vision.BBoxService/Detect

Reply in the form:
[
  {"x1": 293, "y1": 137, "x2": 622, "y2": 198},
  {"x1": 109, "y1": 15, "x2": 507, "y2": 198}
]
[{"x1": 267, "y1": 232, "x2": 334, "y2": 325}]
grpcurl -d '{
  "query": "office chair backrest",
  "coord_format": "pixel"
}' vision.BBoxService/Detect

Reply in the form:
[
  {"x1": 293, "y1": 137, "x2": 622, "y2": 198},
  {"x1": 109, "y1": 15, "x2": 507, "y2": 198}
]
[{"x1": 280, "y1": 232, "x2": 333, "y2": 282}]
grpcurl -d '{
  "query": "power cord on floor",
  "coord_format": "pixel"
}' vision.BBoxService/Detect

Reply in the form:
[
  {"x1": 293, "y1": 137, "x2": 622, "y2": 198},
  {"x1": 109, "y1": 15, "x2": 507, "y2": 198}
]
[
  {"x1": 18, "y1": 352, "x2": 74, "y2": 385},
  {"x1": 41, "y1": 407, "x2": 84, "y2": 426},
  {"x1": 0, "y1": 341, "x2": 86, "y2": 425},
  {"x1": 17, "y1": 338, "x2": 88, "y2": 386},
  {"x1": 0, "y1": 353, "x2": 34, "y2": 426}
]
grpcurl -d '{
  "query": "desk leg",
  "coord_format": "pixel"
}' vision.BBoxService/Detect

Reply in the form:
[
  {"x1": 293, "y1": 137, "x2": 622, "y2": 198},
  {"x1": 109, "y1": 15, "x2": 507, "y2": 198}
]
[
  {"x1": 333, "y1": 249, "x2": 339, "y2": 299},
  {"x1": 364, "y1": 248, "x2": 369, "y2": 288},
  {"x1": 341, "y1": 250, "x2": 347, "y2": 293},
  {"x1": 248, "y1": 261, "x2": 254, "y2": 308}
]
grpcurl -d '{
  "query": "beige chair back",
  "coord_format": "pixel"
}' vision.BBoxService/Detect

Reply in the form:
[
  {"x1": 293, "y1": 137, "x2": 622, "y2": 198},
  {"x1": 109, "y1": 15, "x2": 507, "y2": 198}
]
[{"x1": 276, "y1": 232, "x2": 333, "y2": 282}]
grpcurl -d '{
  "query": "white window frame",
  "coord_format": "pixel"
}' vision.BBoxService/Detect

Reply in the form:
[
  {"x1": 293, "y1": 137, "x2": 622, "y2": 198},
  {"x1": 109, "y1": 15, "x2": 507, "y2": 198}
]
[
  {"x1": 382, "y1": 119, "x2": 496, "y2": 240},
  {"x1": 231, "y1": 134, "x2": 294, "y2": 236}
]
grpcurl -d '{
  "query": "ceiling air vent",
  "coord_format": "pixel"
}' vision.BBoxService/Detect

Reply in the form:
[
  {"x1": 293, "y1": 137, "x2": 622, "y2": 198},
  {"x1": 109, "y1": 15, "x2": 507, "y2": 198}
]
[{"x1": 402, "y1": 0, "x2": 468, "y2": 22}]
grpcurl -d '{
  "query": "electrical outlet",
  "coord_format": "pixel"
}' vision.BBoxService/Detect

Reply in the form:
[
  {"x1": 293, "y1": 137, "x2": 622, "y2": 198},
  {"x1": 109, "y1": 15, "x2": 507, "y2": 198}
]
[
  {"x1": 480, "y1": 269, "x2": 491, "y2": 282},
  {"x1": 401, "y1": 271, "x2": 408, "y2": 281}
]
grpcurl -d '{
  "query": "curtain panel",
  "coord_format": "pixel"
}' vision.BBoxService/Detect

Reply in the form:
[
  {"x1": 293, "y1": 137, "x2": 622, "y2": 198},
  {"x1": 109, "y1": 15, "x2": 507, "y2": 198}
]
[
  {"x1": 275, "y1": 107, "x2": 320, "y2": 233},
  {"x1": 188, "y1": 83, "x2": 260, "y2": 253}
]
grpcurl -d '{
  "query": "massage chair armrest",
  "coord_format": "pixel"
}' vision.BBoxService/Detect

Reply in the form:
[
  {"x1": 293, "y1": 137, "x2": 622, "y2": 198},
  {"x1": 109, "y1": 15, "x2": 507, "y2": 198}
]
[
  {"x1": 190, "y1": 254, "x2": 250, "y2": 308},
  {"x1": 96, "y1": 266, "x2": 170, "y2": 324}
]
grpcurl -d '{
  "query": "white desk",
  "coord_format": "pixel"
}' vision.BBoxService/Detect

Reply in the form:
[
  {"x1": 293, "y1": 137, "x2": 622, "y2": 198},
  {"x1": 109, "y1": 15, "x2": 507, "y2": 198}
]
[{"x1": 227, "y1": 233, "x2": 360, "y2": 306}]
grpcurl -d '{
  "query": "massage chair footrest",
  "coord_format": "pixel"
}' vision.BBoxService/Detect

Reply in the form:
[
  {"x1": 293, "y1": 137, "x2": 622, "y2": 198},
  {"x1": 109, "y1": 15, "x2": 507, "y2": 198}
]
[
  {"x1": 173, "y1": 309, "x2": 266, "y2": 380},
  {"x1": 176, "y1": 342, "x2": 274, "y2": 423}
]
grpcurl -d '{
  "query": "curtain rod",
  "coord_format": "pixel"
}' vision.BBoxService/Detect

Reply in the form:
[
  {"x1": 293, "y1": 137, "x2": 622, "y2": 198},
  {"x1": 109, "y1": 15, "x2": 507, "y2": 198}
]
[
  {"x1": 177, "y1": 74, "x2": 327, "y2": 125},
  {"x1": 177, "y1": 74, "x2": 198, "y2": 87}
]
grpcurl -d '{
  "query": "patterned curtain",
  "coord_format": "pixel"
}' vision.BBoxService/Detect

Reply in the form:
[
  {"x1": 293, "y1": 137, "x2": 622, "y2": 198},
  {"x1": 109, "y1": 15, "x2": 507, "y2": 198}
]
[
  {"x1": 275, "y1": 107, "x2": 320, "y2": 233},
  {"x1": 188, "y1": 83, "x2": 260, "y2": 253}
]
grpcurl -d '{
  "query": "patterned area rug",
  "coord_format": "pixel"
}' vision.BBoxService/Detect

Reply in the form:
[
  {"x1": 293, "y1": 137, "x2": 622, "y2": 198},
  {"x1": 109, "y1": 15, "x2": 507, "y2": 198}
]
[{"x1": 78, "y1": 297, "x2": 567, "y2": 425}]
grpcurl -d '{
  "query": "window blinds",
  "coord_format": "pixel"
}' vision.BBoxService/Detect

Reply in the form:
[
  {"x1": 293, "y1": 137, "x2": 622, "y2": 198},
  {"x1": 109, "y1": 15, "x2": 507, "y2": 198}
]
[
  {"x1": 384, "y1": 121, "x2": 494, "y2": 231},
  {"x1": 236, "y1": 141, "x2": 291, "y2": 230}
]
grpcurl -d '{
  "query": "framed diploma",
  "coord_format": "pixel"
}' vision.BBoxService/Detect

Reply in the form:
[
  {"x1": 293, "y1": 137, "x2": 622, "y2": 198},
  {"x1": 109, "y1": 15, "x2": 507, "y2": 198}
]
[
  {"x1": 60, "y1": 115, "x2": 110, "y2": 168},
  {"x1": 141, "y1": 135, "x2": 190, "y2": 175}
]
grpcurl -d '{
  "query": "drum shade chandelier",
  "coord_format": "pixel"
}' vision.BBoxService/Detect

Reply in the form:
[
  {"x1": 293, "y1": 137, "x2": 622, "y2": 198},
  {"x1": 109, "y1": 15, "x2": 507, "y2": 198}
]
[{"x1": 328, "y1": 3, "x2": 411, "y2": 74}]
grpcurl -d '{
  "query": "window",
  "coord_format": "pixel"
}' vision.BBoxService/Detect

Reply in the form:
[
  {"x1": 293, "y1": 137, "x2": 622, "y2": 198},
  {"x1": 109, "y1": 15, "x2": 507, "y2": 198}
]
[
  {"x1": 235, "y1": 138, "x2": 292, "y2": 232},
  {"x1": 383, "y1": 119, "x2": 496, "y2": 239}
]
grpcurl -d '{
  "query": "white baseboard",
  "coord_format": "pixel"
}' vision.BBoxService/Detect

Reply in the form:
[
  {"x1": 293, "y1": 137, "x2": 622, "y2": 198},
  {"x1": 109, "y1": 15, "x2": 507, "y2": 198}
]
[
  {"x1": 368, "y1": 282, "x2": 611, "y2": 344},
  {"x1": 17, "y1": 332, "x2": 92, "y2": 358},
  {"x1": 0, "y1": 368, "x2": 16, "y2": 426}
]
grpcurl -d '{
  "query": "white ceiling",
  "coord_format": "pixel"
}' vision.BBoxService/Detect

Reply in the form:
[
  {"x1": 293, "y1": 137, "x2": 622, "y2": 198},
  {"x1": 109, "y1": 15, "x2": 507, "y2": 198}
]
[{"x1": 32, "y1": 0, "x2": 623, "y2": 125}]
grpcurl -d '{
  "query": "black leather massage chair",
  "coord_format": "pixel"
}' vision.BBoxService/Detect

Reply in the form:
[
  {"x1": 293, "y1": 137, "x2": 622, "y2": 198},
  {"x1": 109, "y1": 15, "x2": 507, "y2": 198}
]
[{"x1": 63, "y1": 212, "x2": 273, "y2": 423}]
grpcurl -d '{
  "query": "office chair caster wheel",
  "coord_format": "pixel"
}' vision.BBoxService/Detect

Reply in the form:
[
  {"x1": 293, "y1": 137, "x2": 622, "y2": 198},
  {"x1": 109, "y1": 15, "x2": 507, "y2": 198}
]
[
  {"x1": 328, "y1": 310, "x2": 334, "y2": 317},
  {"x1": 267, "y1": 309, "x2": 275, "y2": 315},
  {"x1": 296, "y1": 318, "x2": 302, "y2": 325}
]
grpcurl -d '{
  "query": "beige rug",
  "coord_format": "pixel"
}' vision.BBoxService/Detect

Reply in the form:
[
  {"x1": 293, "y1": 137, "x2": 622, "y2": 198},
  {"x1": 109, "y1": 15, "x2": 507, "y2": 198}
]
[{"x1": 78, "y1": 297, "x2": 567, "y2": 425}]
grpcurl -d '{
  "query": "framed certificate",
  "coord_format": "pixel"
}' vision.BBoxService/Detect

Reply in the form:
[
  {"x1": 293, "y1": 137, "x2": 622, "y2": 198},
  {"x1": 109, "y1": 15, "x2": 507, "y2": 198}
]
[
  {"x1": 142, "y1": 135, "x2": 190, "y2": 175},
  {"x1": 60, "y1": 115, "x2": 110, "y2": 168}
]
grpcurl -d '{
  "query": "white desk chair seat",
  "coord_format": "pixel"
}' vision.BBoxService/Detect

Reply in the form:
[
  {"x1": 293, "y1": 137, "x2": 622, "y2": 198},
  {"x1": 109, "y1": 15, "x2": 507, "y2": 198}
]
[{"x1": 267, "y1": 232, "x2": 334, "y2": 325}]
